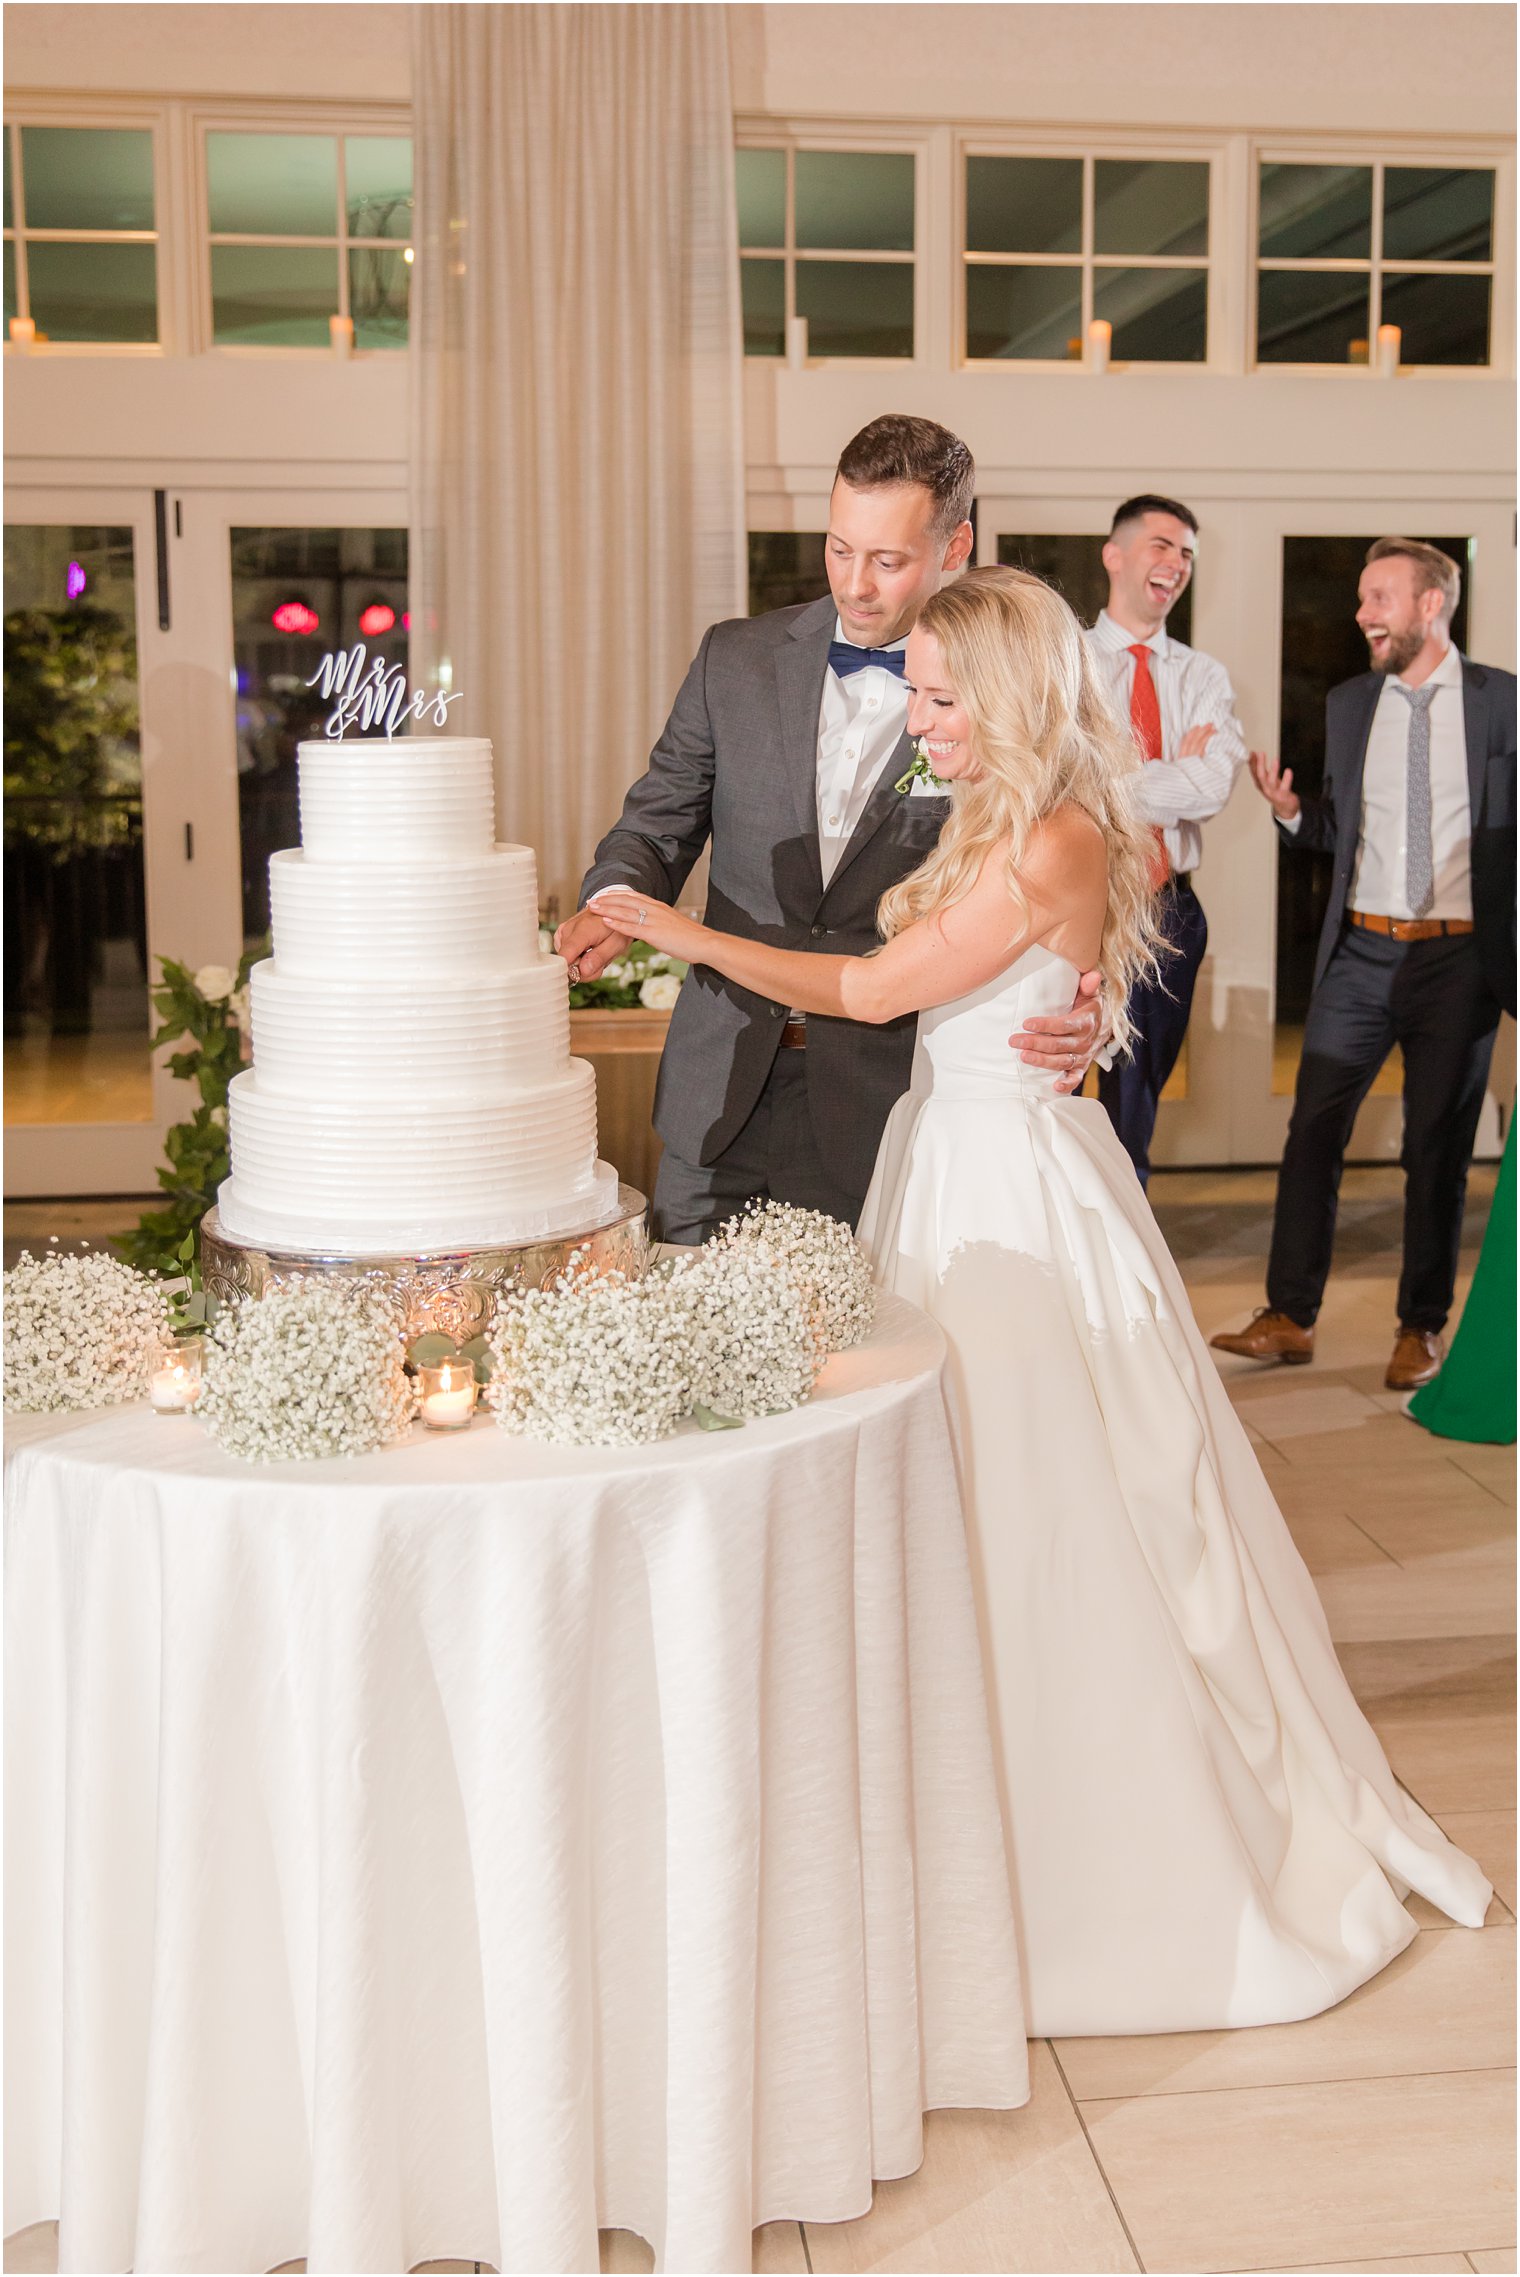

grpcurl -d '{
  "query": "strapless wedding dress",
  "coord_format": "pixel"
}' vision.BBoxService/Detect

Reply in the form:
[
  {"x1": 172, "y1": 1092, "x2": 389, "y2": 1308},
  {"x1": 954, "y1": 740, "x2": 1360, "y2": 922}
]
[{"x1": 856, "y1": 944, "x2": 1491, "y2": 2037}]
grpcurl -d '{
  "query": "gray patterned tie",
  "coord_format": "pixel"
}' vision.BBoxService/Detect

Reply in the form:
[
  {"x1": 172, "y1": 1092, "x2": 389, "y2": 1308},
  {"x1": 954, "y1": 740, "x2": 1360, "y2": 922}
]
[{"x1": 1392, "y1": 682, "x2": 1437, "y2": 917}]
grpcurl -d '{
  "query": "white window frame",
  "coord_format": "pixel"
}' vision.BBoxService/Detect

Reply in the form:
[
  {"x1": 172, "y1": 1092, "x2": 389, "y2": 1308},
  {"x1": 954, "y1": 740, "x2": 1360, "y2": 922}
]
[
  {"x1": 1250, "y1": 143, "x2": 1506, "y2": 375},
  {"x1": 957, "y1": 131, "x2": 1223, "y2": 373},
  {"x1": 2, "y1": 101, "x2": 167, "y2": 357},
  {"x1": 193, "y1": 106, "x2": 413, "y2": 359},
  {"x1": 734, "y1": 127, "x2": 926, "y2": 370}
]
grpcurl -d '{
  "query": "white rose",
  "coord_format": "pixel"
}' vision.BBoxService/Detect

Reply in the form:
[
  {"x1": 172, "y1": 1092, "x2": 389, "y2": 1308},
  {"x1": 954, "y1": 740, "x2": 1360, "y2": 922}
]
[
  {"x1": 193, "y1": 964, "x2": 236, "y2": 1002},
  {"x1": 210, "y1": 1104, "x2": 228, "y2": 1130},
  {"x1": 640, "y1": 973, "x2": 682, "y2": 1011},
  {"x1": 602, "y1": 960, "x2": 629, "y2": 985},
  {"x1": 538, "y1": 928, "x2": 554, "y2": 957}
]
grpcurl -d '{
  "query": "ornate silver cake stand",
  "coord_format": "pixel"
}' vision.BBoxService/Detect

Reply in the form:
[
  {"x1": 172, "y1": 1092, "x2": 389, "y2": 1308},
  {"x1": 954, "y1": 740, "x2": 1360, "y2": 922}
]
[{"x1": 200, "y1": 1188, "x2": 650, "y2": 1345}]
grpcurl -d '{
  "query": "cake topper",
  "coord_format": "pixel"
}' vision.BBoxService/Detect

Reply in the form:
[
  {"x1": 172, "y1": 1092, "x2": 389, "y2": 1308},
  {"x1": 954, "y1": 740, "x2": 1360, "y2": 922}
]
[{"x1": 306, "y1": 644, "x2": 463, "y2": 739}]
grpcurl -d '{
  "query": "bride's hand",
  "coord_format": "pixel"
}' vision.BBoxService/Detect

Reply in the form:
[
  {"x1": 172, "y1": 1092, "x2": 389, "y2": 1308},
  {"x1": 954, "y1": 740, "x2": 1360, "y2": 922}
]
[{"x1": 587, "y1": 887, "x2": 706, "y2": 962}]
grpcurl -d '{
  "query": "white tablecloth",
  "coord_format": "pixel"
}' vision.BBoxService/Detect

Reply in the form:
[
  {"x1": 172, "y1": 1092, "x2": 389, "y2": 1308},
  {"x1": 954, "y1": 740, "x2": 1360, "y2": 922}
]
[{"x1": 5, "y1": 1294, "x2": 1028, "y2": 2276}]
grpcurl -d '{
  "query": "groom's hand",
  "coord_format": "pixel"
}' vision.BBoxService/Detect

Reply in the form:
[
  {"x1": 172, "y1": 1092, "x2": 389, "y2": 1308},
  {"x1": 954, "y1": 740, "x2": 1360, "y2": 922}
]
[
  {"x1": 1011, "y1": 968, "x2": 1107, "y2": 1095},
  {"x1": 555, "y1": 907, "x2": 632, "y2": 983}
]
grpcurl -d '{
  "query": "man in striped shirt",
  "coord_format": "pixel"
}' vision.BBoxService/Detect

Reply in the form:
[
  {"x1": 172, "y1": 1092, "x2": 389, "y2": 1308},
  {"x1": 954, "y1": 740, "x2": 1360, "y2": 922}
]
[{"x1": 1086, "y1": 495, "x2": 1248, "y2": 1185}]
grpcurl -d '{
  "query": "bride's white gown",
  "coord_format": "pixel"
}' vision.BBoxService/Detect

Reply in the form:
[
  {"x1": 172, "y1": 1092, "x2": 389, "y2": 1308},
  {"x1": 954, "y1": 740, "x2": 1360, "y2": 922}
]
[{"x1": 855, "y1": 944, "x2": 1491, "y2": 2037}]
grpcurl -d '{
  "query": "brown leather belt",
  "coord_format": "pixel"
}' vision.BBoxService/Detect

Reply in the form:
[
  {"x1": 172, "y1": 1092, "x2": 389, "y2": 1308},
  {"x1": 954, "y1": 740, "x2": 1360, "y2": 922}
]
[
  {"x1": 1349, "y1": 911, "x2": 1475, "y2": 942},
  {"x1": 778, "y1": 1018, "x2": 808, "y2": 1049}
]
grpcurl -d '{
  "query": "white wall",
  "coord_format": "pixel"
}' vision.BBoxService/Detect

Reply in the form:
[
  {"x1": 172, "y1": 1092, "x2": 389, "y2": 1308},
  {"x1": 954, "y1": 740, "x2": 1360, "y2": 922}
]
[{"x1": 4, "y1": 2, "x2": 411, "y2": 100}]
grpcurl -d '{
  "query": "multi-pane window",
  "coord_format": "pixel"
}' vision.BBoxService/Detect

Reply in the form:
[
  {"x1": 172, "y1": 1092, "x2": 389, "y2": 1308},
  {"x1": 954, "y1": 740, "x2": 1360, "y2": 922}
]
[
  {"x1": 963, "y1": 154, "x2": 1210, "y2": 363},
  {"x1": 206, "y1": 131, "x2": 412, "y2": 348},
  {"x1": 3, "y1": 124, "x2": 159, "y2": 343},
  {"x1": 737, "y1": 146, "x2": 915, "y2": 360},
  {"x1": 1256, "y1": 162, "x2": 1494, "y2": 366}
]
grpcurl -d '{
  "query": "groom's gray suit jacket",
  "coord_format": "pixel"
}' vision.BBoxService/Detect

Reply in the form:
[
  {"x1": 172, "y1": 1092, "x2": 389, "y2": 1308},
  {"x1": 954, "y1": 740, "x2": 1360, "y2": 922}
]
[{"x1": 579, "y1": 593, "x2": 952, "y2": 1200}]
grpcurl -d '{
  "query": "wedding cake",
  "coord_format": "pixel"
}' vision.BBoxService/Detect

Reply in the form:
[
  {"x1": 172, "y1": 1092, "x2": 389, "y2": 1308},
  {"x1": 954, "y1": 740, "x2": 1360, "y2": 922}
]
[{"x1": 216, "y1": 736, "x2": 620, "y2": 1255}]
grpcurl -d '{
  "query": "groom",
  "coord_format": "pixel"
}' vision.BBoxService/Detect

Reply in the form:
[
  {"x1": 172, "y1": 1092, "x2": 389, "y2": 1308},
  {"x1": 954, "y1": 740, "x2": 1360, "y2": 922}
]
[{"x1": 557, "y1": 414, "x2": 1104, "y2": 1243}]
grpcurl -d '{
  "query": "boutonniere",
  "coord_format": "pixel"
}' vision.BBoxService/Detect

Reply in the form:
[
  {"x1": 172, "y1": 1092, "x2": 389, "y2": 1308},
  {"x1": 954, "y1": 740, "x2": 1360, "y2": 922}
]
[{"x1": 894, "y1": 742, "x2": 949, "y2": 795}]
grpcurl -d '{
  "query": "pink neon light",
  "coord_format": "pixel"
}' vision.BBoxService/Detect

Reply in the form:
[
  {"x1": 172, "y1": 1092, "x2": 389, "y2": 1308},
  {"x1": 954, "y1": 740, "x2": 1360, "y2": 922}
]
[
  {"x1": 272, "y1": 601, "x2": 320, "y2": 636},
  {"x1": 359, "y1": 602, "x2": 396, "y2": 637},
  {"x1": 66, "y1": 561, "x2": 87, "y2": 600}
]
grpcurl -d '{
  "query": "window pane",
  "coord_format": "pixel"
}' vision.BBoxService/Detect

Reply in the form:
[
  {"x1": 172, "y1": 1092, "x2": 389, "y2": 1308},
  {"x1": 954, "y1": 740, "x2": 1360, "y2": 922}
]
[
  {"x1": 1094, "y1": 160, "x2": 1209, "y2": 257},
  {"x1": 966, "y1": 263, "x2": 1082, "y2": 360},
  {"x1": 4, "y1": 523, "x2": 150, "y2": 1125},
  {"x1": 345, "y1": 136, "x2": 412, "y2": 242},
  {"x1": 26, "y1": 242, "x2": 157, "y2": 343},
  {"x1": 1383, "y1": 167, "x2": 1493, "y2": 263},
  {"x1": 3, "y1": 126, "x2": 13, "y2": 232},
  {"x1": 211, "y1": 244, "x2": 338, "y2": 345},
  {"x1": 998, "y1": 532, "x2": 1194, "y2": 646},
  {"x1": 4, "y1": 241, "x2": 15, "y2": 326},
  {"x1": 231, "y1": 526, "x2": 408, "y2": 946},
  {"x1": 1258, "y1": 163, "x2": 1372, "y2": 258},
  {"x1": 736, "y1": 149, "x2": 785, "y2": 248},
  {"x1": 1093, "y1": 267, "x2": 1208, "y2": 361},
  {"x1": 207, "y1": 131, "x2": 336, "y2": 237},
  {"x1": 796, "y1": 258, "x2": 912, "y2": 356},
  {"x1": 965, "y1": 156, "x2": 1081, "y2": 255},
  {"x1": 21, "y1": 126, "x2": 154, "y2": 233},
  {"x1": 747, "y1": 533, "x2": 828, "y2": 615},
  {"x1": 1380, "y1": 271, "x2": 1491, "y2": 366},
  {"x1": 1257, "y1": 268, "x2": 1370, "y2": 363},
  {"x1": 740, "y1": 257, "x2": 784, "y2": 356},
  {"x1": 349, "y1": 246, "x2": 409, "y2": 348},
  {"x1": 795, "y1": 152, "x2": 913, "y2": 252}
]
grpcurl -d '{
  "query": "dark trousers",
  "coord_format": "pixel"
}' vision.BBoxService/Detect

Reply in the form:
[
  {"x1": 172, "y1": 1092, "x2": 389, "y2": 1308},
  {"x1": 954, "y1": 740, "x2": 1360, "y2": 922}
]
[
  {"x1": 1098, "y1": 879, "x2": 1209, "y2": 1188},
  {"x1": 651, "y1": 1048, "x2": 869, "y2": 1246},
  {"x1": 1268, "y1": 925, "x2": 1499, "y2": 1333}
]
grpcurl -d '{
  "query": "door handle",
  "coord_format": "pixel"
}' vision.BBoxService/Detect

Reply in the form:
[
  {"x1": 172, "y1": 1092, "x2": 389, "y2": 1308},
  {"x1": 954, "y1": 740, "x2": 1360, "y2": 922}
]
[{"x1": 154, "y1": 488, "x2": 171, "y2": 631}]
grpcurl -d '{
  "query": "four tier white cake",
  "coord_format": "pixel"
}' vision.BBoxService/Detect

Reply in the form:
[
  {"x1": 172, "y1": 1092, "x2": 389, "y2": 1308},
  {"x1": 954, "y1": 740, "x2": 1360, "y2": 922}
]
[{"x1": 217, "y1": 736, "x2": 620, "y2": 1255}]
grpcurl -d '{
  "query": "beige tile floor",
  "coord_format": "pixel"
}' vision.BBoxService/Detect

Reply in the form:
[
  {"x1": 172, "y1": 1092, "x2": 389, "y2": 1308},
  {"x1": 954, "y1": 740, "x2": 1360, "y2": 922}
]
[{"x1": 4, "y1": 1170, "x2": 1513, "y2": 2277}]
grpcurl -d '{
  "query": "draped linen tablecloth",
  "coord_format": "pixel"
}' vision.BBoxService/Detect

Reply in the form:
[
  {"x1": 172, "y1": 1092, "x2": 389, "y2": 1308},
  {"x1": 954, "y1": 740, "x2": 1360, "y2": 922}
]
[{"x1": 4, "y1": 1293, "x2": 1027, "y2": 2277}]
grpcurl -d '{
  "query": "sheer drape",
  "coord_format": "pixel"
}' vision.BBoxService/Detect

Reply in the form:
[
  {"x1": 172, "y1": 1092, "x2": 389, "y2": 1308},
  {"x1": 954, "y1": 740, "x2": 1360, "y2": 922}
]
[{"x1": 410, "y1": 3, "x2": 746, "y2": 907}]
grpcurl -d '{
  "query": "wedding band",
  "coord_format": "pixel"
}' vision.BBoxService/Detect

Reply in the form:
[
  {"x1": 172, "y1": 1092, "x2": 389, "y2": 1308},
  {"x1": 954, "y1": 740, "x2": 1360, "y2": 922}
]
[{"x1": 639, "y1": 905, "x2": 648, "y2": 922}]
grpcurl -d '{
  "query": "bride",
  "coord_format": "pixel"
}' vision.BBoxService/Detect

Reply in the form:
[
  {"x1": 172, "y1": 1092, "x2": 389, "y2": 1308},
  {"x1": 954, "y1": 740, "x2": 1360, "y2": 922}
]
[{"x1": 591, "y1": 564, "x2": 1490, "y2": 2036}]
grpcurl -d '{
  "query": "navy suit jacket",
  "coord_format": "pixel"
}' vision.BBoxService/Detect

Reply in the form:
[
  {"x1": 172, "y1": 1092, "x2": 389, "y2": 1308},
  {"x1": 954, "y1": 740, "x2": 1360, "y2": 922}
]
[{"x1": 1279, "y1": 656, "x2": 1516, "y2": 1018}]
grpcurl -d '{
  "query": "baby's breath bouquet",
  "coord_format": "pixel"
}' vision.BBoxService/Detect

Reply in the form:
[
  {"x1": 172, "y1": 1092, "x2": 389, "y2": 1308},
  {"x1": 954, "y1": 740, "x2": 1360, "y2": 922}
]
[
  {"x1": 199, "y1": 1281, "x2": 416, "y2": 1462},
  {"x1": 661, "y1": 1242, "x2": 817, "y2": 1425},
  {"x1": 488, "y1": 1254, "x2": 700, "y2": 1447},
  {"x1": 3, "y1": 1248, "x2": 171, "y2": 1411},
  {"x1": 704, "y1": 1201, "x2": 876, "y2": 1356}
]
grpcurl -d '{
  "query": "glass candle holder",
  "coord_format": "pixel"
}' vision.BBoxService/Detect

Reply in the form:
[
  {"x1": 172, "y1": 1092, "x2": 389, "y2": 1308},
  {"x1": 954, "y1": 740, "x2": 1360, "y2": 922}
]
[
  {"x1": 149, "y1": 1331, "x2": 205, "y2": 1414},
  {"x1": 418, "y1": 1358, "x2": 477, "y2": 1431}
]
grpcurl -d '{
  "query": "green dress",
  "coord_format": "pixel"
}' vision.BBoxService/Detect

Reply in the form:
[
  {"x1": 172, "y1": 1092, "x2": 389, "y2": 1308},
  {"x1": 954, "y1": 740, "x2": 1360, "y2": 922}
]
[{"x1": 1408, "y1": 1116, "x2": 1516, "y2": 1445}]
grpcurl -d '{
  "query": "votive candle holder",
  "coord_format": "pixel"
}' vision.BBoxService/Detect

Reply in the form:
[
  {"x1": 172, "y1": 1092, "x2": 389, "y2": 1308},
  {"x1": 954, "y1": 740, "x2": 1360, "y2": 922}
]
[{"x1": 418, "y1": 1358, "x2": 478, "y2": 1431}]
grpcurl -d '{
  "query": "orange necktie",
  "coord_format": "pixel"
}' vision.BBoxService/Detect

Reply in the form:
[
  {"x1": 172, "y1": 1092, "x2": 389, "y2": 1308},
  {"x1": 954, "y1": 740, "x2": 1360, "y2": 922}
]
[{"x1": 1129, "y1": 643, "x2": 1171, "y2": 889}]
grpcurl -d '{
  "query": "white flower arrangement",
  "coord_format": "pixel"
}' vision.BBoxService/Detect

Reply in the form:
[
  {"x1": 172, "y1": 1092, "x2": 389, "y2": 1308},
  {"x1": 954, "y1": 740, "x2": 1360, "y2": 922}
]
[
  {"x1": 705, "y1": 1201, "x2": 876, "y2": 1356},
  {"x1": 639, "y1": 972, "x2": 682, "y2": 1010},
  {"x1": 3, "y1": 1248, "x2": 171, "y2": 1412},
  {"x1": 198, "y1": 1280, "x2": 416, "y2": 1462},
  {"x1": 488, "y1": 1255, "x2": 701, "y2": 1447},
  {"x1": 665, "y1": 1241, "x2": 817, "y2": 1423},
  {"x1": 191, "y1": 963, "x2": 236, "y2": 1002}
]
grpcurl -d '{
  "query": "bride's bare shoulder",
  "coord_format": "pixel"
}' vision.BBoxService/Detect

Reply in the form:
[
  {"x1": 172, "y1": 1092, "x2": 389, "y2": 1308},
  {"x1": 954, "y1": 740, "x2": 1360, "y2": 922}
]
[{"x1": 1023, "y1": 802, "x2": 1107, "y2": 888}]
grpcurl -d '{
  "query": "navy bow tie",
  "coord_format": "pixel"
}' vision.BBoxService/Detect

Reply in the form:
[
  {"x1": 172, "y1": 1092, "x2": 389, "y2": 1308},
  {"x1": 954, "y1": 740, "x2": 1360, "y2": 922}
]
[{"x1": 828, "y1": 640, "x2": 907, "y2": 680}]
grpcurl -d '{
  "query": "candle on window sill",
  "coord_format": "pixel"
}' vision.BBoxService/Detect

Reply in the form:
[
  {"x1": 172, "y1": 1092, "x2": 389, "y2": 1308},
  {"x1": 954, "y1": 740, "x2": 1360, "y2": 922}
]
[
  {"x1": 1376, "y1": 323, "x2": 1402, "y2": 379},
  {"x1": 1086, "y1": 318, "x2": 1112, "y2": 375},
  {"x1": 329, "y1": 314, "x2": 355, "y2": 361},
  {"x1": 9, "y1": 317, "x2": 35, "y2": 353},
  {"x1": 786, "y1": 315, "x2": 808, "y2": 370},
  {"x1": 150, "y1": 1334, "x2": 204, "y2": 1413},
  {"x1": 419, "y1": 1359, "x2": 477, "y2": 1430}
]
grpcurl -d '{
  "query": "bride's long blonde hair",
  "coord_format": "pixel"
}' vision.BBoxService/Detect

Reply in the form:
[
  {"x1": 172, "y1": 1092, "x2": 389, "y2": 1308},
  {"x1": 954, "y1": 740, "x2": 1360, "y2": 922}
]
[{"x1": 877, "y1": 564, "x2": 1164, "y2": 1052}]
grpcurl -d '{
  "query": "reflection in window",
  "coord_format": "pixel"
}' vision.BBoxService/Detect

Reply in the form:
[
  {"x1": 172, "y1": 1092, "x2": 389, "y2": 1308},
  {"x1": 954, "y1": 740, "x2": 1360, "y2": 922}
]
[
  {"x1": 964, "y1": 149, "x2": 1210, "y2": 363},
  {"x1": 737, "y1": 145, "x2": 914, "y2": 359},
  {"x1": 207, "y1": 130, "x2": 412, "y2": 349},
  {"x1": 1273, "y1": 534, "x2": 1472, "y2": 1084},
  {"x1": 231, "y1": 527, "x2": 409, "y2": 946},
  {"x1": 996, "y1": 532, "x2": 1194, "y2": 647},
  {"x1": 1256, "y1": 159, "x2": 1493, "y2": 367},
  {"x1": 4, "y1": 124, "x2": 159, "y2": 344},
  {"x1": 4, "y1": 524, "x2": 151, "y2": 1127},
  {"x1": 747, "y1": 533, "x2": 829, "y2": 617}
]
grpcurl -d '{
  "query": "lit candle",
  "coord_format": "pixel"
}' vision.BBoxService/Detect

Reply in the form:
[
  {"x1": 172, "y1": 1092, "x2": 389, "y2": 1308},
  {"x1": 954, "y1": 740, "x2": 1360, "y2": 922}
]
[
  {"x1": 9, "y1": 317, "x2": 35, "y2": 353},
  {"x1": 786, "y1": 314, "x2": 809, "y2": 370},
  {"x1": 1086, "y1": 318, "x2": 1112, "y2": 374},
  {"x1": 149, "y1": 1341, "x2": 203, "y2": 1413},
  {"x1": 329, "y1": 313, "x2": 354, "y2": 360},
  {"x1": 1376, "y1": 323, "x2": 1401, "y2": 379},
  {"x1": 419, "y1": 1359, "x2": 476, "y2": 1430}
]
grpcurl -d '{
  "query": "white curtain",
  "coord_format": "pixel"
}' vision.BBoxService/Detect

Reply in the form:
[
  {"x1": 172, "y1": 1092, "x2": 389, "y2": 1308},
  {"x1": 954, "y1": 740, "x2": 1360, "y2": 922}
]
[{"x1": 410, "y1": 3, "x2": 746, "y2": 908}]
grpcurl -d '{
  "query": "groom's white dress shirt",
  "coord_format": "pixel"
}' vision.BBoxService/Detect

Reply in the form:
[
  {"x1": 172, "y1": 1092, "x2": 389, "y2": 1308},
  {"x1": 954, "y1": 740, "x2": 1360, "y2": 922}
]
[
  {"x1": 1086, "y1": 611, "x2": 1248, "y2": 875},
  {"x1": 815, "y1": 621, "x2": 911, "y2": 886}
]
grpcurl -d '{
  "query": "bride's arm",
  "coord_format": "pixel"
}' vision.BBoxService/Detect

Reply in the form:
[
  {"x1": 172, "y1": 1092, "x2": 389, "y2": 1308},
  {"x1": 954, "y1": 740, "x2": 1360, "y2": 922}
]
[{"x1": 590, "y1": 823, "x2": 1095, "y2": 1025}]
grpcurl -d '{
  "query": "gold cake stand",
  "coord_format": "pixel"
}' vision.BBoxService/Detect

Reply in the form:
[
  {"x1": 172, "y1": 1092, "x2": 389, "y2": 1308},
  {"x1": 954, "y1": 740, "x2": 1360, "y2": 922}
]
[{"x1": 200, "y1": 1187, "x2": 650, "y2": 1346}]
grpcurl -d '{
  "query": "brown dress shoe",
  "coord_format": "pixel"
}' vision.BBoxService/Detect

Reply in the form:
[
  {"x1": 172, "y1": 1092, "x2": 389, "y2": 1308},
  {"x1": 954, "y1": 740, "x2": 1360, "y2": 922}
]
[
  {"x1": 1209, "y1": 1307, "x2": 1315, "y2": 1365},
  {"x1": 1386, "y1": 1325, "x2": 1443, "y2": 1391}
]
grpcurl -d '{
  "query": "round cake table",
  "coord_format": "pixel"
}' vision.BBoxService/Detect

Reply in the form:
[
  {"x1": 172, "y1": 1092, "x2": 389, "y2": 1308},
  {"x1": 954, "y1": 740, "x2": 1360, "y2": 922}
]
[{"x1": 4, "y1": 1294, "x2": 1028, "y2": 2277}]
